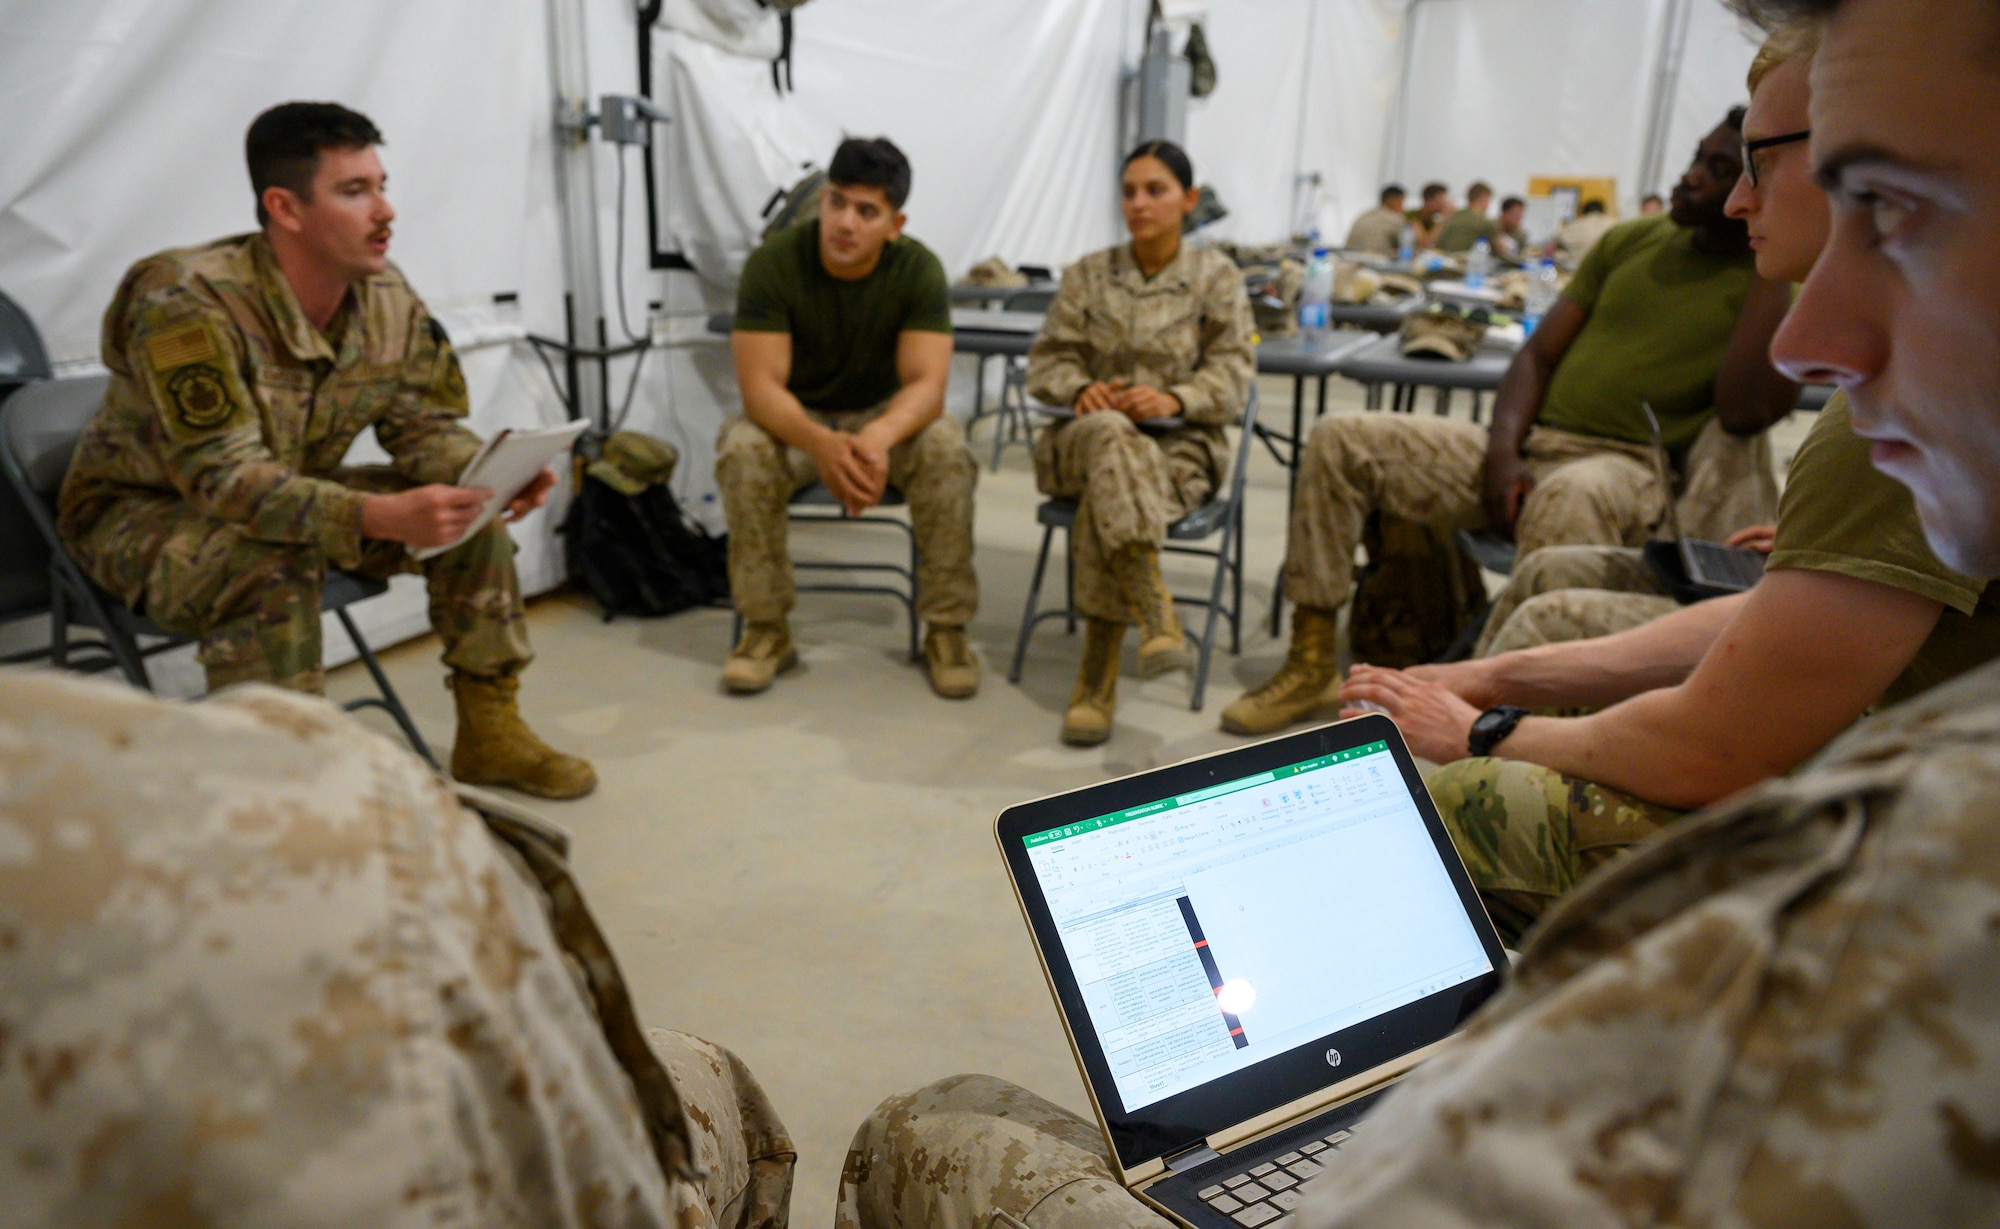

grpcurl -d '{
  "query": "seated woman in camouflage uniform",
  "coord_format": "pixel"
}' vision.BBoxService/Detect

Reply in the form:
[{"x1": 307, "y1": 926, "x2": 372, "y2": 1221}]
[{"x1": 1024, "y1": 140, "x2": 1254, "y2": 746}]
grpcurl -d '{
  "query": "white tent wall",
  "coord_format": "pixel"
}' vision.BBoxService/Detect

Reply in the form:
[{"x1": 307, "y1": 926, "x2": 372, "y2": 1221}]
[{"x1": 1383, "y1": 0, "x2": 1760, "y2": 216}]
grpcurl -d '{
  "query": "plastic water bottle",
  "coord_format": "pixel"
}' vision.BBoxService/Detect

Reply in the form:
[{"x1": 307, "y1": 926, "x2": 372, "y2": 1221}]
[
  {"x1": 1465, "y1": 237, "x2": 1492, "y2": 290},
  {"x1": 1521, "y1": 258, "x2": 1560, "y2": 334},
  {"x1": 1398, "y1": 224, "x2": 1416, "y2": 264},
  {"x1": 1298, "y1": 245, "x2": 1333, "y2": 338}
]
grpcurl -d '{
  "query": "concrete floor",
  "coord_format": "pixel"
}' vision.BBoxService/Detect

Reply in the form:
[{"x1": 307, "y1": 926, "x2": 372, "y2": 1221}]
[{"x1": 326, "y1": 374, "x2": 1815, "y2": 1228}]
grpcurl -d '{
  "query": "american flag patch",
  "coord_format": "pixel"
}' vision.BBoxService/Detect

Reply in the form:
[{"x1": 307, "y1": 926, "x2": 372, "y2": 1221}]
[{"x1": 146, "y1": 323, "x2": 217, "y2": 370}]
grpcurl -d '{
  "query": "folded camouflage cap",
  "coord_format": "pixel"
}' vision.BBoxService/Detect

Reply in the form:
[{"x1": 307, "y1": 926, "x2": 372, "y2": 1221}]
[
  {"x1": 1399, "y1": 307, "x2": 1487, "y2": 362},
  {"x1": 960, "y1": 257, "x2": 1028, "y2": 289},
  {"x1": 587, "y1": 430, "x2": 679, "y2": 496}
]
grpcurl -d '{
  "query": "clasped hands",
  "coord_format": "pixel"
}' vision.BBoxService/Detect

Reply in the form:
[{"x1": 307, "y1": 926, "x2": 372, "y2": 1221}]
[
  {"x1": 812, "y1": 424, "x2": 894, "y2": 517},
  {"x1": 1075, "y1": 379, "x2": 1181, "y2": 422},
  {"x1": 360, "y1": 467, "x2": 556, "y2": 551}
]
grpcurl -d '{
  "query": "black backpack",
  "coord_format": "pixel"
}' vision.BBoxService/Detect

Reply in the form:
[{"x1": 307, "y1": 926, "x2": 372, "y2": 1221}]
[{"x1": 562, "y1": 474, "x2": 730, "y2": 620}]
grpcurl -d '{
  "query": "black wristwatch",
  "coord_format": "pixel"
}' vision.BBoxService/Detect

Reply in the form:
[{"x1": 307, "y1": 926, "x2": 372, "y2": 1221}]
[{"x1": 1468, "y1": 705, "x2": 1531, "y2": 758}]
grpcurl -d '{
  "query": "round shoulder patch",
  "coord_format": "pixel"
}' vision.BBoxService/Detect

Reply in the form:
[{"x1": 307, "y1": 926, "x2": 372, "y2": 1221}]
[{"x1": 166, "y1": 364, "x2": 234, "y2": 430}]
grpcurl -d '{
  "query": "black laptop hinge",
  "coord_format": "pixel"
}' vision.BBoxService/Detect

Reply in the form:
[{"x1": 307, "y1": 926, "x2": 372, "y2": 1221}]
[{"x1": 1165, "y1": 1143, "x2": 1221, "y2": 1174}]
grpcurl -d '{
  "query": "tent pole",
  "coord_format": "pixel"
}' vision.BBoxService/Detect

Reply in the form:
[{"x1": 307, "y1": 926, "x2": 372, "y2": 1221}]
[
  {"x1": 548, "y1": 0, "x2": 606, "y2": 425},
  {"x1": 1637, "y1": 0, "x2": 1695, "y2": 205}
]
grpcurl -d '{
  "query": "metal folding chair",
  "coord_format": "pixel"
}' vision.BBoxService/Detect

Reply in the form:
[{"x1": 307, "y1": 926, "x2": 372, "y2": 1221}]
[
  {"x1": 0, "y1": 375, "x2": 438, "y2": 768},
  {"x1": 729, "y1": 483, "x2": 921, "y2": 661},
  {"x1": 973, "y1": 287, "x2": 1056, "y2": 472},
  {"x1": 1007, "y1": 386, "x2": 1260, "y2": 710}
]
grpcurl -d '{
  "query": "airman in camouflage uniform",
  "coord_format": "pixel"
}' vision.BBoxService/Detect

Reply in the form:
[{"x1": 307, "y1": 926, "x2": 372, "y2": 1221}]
[
  {"x1": 57, "y1": 105, "x2": 593, "y2": 799},
  {"x1": 1024, "y1": 241, "x2": 1254, "y2": 745},
  {"x1": 837, "y1": 662, "x2": 2000, "y2": 1228},
  {"x1": 0, "y1": 669, "x2": 793, "y2": 1228}
]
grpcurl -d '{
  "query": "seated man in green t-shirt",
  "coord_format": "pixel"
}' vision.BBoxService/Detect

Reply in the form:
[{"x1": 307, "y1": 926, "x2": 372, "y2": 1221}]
[
  {"x1": 1331, "y1": 21, "x2": 2000, "y2": 942},
  {"x1": 1432, "y1": 180, "x2": 1501, "y2": 253},
  {"x1": 1222, "y1": 107, "x2": 1799, "y2": 737},
  {"x1": 717, "y1": 137, "x2": 979, "y2": 699}
]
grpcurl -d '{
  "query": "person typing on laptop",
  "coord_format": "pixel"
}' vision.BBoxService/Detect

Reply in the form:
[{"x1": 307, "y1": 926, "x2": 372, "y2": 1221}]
[
  {"x1": 1337, "y1": 21, "x2": 2000, "y2": 943},
  {"x1": 840, "y1": 2, "x2": 2000, "y2": 1221}
]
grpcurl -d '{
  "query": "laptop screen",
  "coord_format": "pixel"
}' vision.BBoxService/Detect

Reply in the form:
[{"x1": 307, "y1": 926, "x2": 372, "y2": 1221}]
[{"x1": 1016, "y1": 734, "x2": 1496, "y2": 1117}]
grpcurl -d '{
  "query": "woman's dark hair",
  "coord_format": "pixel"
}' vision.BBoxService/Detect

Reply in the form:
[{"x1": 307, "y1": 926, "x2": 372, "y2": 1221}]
[
  {"x1": 828, "y1": 136, "x2": 913, "y2": 209},
  {"x1": 246, "y1": 101, "x2": 383, "y2": 227},
  {"x1": 1122, "y1": 140, "x2": 1195, "y2": 190}
]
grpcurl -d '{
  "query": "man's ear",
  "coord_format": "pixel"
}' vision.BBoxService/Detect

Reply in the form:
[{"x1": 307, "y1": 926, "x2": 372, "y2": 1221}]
[
  {"x1": 262, "y1": 185, "x2": 305, "y2": 233},
  {"x1": 886, "y1": 210, "x2": 907, "y2": 241}
]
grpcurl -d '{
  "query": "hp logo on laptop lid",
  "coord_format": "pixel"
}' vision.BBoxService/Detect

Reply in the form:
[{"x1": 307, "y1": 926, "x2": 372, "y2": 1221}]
[{"x1": 1325, "y1": 1049, "x2": 1342, "y2": 1068}]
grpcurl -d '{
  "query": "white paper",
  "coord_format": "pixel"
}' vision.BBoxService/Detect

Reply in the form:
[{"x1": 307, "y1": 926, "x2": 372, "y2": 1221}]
[{"x1": 414, "y1": 420, "x2": 590, "y2": 561}]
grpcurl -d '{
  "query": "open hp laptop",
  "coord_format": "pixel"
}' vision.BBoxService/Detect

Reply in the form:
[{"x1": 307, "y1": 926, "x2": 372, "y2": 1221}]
[
  {"x1": 1641, "y1": 401, "x2": 1766, "y2": 596},
  {"x1": 996, "y1": 715, "x2": 1508, "y2": 1229}
]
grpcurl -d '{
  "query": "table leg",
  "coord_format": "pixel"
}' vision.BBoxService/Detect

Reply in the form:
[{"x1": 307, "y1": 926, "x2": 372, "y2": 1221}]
[{"x1": 1434, "y1": 386, "x2": 1450, "y2": 416}]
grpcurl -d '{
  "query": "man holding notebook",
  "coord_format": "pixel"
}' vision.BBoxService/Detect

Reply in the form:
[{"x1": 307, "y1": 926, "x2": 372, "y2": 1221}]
[{"x1": 56, "y1": 101, "x2": 596, "y2": 799}]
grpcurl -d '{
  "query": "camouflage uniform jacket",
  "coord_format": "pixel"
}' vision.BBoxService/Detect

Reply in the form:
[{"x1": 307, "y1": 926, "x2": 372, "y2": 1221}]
[
  {"x1": 1298, "y1": 659, "x2": 2000, "y2": 1228},
  {"x1": 1025, "y1": 242, "x2": 1255, "y2": 485},
  {"x1": 0, "y1": 671, "x2": 699, "y2": 1227},
  {"x1": 57, "y1": 232, "x2": 484, "y2": 572}
]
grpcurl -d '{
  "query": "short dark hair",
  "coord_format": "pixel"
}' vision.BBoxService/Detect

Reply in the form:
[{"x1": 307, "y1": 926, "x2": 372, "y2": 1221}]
[
  {"x1": 1641, "y1": 192, "x2": 1665, "y2": 205},
  {"x1": 828, "y1": 136, "x2": 913, "y2": 210},
  {"x1": 1421, "y1": 182, "x2": 1449, "y2": 201},
  {"x1": 245, "y1": 102, "x2": 383, "y2": 228},
  {"x1": 1466, "y1": 180, "x2": 1494, "y2": 202},
  {"x1": 1724, "y1": 0, "x2": 1838, "y2": 22},
  {"x1": 1379, "y1": 183, "x2": 1406, "y2": 205},
  {"x1": 1124, "y1": 139, "x2": 1195, "y2": 190},
  {"x1": 1582, "y1": 200, "x2": 1608, "y2": 215},
  {"x1": 1724, "y1": 104, "x2": 1748, "y2": 132},
  {"x1": 1500, "y1": 196, "x2": 1525, "y2": 213}
]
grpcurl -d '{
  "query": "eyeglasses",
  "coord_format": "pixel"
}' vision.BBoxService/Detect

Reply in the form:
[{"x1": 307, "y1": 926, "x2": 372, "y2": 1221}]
[{"x1": 1740, "y1": 130, "x2": 1811, "y2": 188}]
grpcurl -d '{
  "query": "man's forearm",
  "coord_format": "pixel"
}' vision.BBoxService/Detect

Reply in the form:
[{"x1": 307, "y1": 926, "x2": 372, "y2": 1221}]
[
  {"x1": 1486, "y1": 592, "x2": 1746, "y2": 709},
  {"x1": 858, "y1": 378, "x2": 944, "y2": 449},
  {"x1": 1713, "y1": 275, "x2": 1801, "y2": 435},
  {"x1": 1485, "y1": 348, "x2": 1552, "y2": 460},
  {"x1": 742, "y1": 381, "x2": 832, "y2": 454},
  {"x1": 1494, "y1": 685, "x2": 1757, "y2": 811}
]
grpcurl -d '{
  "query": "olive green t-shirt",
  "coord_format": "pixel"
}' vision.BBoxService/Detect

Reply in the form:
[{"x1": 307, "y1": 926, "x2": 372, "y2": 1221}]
[
  {"x1": 1539, "y1": 214, "x2": 1758, "y2": 452},
  {"x1": 1767, "y1": 390, "x2": 2000, "y2": 706},
  {"x1": 733, "y1": 221, "x2": 952, "y2": 412},
  {"x1": 1433, "y1": 208, "x2": 1500, "y2": 254}
]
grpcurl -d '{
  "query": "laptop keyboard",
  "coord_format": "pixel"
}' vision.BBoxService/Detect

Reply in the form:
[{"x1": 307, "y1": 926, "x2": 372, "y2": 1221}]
[
  {"x1": 1688, "y1": 540, "x2": 1765, "y2": 590},
  {"x1": 1192, "y1": 1127, "x2": 1357, "y2": 1228}
]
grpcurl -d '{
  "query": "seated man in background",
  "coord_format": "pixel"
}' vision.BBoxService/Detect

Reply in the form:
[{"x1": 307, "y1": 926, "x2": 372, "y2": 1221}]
[
  {"x1": 1432, "y1": 179, "x2": 1499, "y2": 252},
  {"x1": 1223, "y1": 107, "x2": 1797, "y2": 736},
  {"x1": 0, "y1": 670, "x2": 795, "y2": 1227},
  {"x1": 718, "y1": 136, "x2": 979, "y2": 699},
  {"x1": 1555, "y1": 198, "x2": 1618, "y2": 259},
  {"x1": 1639, "y1": 191, "x2": 1667, "y2": 214},
  {"x1": 1341, "y1": 183, "x2": 1406, "y2": 255},
  {"x1": 56, "y1": 102, "x2": 595, "y2": 799},
  {"x1": 1495, "y1": 195, "x2": 1528, "y2": 258},
  {"x1": 1411, "y1": 181, "x2": 1452, "y2": 248},
  {"x1": 837, "y1": 4, "x2": 2000, "y2": 1221}
]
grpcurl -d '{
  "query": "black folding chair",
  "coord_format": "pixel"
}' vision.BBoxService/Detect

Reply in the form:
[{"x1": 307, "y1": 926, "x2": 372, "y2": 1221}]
[
  {"x1": 730, "y1": 483, "x2": 921, "y2": 662},
  {"x1": 0, "y1": 374, "x2": 438, "y2": 767},
  {"x1": 1008, "y1": 386, "x2": 1259, "y2": 711}
]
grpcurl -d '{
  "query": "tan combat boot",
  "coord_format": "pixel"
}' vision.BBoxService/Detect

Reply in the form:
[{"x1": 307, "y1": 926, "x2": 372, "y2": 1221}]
[
  {"x1": 722, "y1": 621, "x2": 798, "y2": 694},
  {"x1": 449, "y1": 671, "x2": 599, "y2": 800},
  {"x1": 1220, "y1": 605, "x2": 1343, "y2": 736},
  {"x1": 1116, "y1": 545, "x2": 1191, "y2": 679},
  {"x1": 1061, "y1": 618, "x2": 1125, "y2": 747},
  {"x1": 923, "y1": 625, "x2": 981, "y2": 699}
]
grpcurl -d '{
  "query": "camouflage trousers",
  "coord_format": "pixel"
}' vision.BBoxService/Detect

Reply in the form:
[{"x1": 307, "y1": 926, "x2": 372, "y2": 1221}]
[
  {"x1": 1032, "y1": 413, "x2": 1218, "y2": 623},
  {"x1": 838, "y1": 1074, "x2": 1169, "y2": 1229},
  {"x1": 714, "y1": 408, "x2": 978, "y2": 627},
  {"x1": 648, "y1": 1029, "x2": 798, "y2": 1229},
  {"x1": 69, "y1": 466, "x2": 531, "y2": 693},
  {"x1": 1282, "y1": 417, "x2": 1669, "y2": 613},
  {"x1": 1474, "y1": 544, "x2": 1679, "y2": 658},
  {"x1": 1426, "y1": 757, "x2": 1684, "y2": 945}
]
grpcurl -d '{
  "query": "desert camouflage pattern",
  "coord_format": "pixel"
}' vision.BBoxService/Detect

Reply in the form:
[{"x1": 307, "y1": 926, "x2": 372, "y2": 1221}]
[
  {"x1": 56, "y1": 232, "x2": 530, "y2": 690},
  {"x1": 714, "y1": 406, "x2": 978, "y2": 628},
  {"x1": 1424, "y1": 756, "x2": 1682, "y2": 945},
  {"x1": 839, "y1": 661, "x2": 2000, "y2": 1229},
  {"x1": 1024, "y1": 243, "x2": 1253, "y2": 624},
  {"x1": 1281, "y1": 415, "x2": 1671, "y2": 614},
  {"x1": 0, "y1": 669, "x2": 794, "y2": 1228},
  {"x1": 1474, "y1": 543, "x2": 1677, "y2": 657},
  {"x1": 1343, "y1": 206, "x2": 1406, "y2": 256}
]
